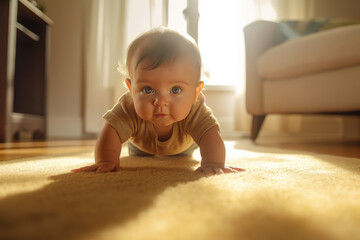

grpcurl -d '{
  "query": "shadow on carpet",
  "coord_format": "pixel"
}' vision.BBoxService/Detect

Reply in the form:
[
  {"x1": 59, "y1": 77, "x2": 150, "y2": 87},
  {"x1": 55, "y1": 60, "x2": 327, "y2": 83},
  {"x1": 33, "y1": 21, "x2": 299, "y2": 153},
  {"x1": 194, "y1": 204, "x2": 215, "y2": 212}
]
[{"x1": 0, "y1": 156, "x2": 202, "y2": 240}]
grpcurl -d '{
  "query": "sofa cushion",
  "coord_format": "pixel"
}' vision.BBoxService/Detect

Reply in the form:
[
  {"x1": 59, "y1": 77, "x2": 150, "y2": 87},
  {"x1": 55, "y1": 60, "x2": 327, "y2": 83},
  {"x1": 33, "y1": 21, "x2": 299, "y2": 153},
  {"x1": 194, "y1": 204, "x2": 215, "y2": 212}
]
[
  {"x1": 274, "y1": 18, "x2": 360, "y2": 45},
  {"x1": 257, "y1": 24, "x2": 360, "y2": 80}
]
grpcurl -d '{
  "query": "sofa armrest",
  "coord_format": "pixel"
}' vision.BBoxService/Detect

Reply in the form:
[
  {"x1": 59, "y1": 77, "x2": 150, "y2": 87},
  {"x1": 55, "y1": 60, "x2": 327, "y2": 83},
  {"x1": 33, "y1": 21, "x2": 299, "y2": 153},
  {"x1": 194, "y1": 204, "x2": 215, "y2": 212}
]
[{"x1": 244, "y1": 20, "x2": 277, "y2": 115}]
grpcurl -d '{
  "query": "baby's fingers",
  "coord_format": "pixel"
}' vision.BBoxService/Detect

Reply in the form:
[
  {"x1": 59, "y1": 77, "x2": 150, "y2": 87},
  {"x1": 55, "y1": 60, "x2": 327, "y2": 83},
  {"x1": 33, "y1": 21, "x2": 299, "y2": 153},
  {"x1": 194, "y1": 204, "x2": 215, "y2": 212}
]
[
  {"x1": 195, "y1": 166, "x2": 212, "y2": 175},
  {"x1": 215, "y1": 168, "x2": 224, "y2": 175},
  {"x1": 223, "y1": 166, "x2": 246, "y2": 173},
  {"x1": 204, "y1": 168, "x2": 215, "y2": 176},
  {"x1": 96, "y1": 164, "x2": 116, "y2": 173},
  {"x1": 71, "y1": 165, "x2": 98, "y2": 173},
  {"x1": 195, "y1": 167, "x2": 225, "y2": 176}
]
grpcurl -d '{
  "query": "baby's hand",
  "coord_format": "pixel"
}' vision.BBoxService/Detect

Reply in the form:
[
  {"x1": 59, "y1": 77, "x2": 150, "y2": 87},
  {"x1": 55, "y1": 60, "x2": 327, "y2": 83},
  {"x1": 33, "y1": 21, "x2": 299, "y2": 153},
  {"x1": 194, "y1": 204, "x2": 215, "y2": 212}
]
[
  {"x1": 195, "y1": 162, "x2": 245, "y2": 176},
  {"x1": 71, "y1": 161, "x2": 119, "y2": 173}
]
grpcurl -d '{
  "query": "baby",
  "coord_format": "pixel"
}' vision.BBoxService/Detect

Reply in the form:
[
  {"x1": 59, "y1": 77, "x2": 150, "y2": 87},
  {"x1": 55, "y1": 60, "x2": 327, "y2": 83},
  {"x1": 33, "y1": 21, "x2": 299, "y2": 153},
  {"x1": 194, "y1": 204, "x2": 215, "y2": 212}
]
[{"x1": 72, "y1": 27, "x2": 244, "y2": 175}]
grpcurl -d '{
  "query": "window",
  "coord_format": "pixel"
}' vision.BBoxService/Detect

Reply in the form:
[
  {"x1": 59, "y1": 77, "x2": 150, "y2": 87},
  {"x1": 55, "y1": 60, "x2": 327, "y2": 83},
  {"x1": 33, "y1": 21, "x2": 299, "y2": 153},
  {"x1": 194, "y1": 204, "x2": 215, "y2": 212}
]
[
  {"x1": 168, "y1": 0, "x2": 247, "y2": 86},
  {"x1": 198, "y1": 0, "x2": 242, "y2": 86},
  {"x1": 168, "y1": 0, "x2": 187, "y2": 33}
]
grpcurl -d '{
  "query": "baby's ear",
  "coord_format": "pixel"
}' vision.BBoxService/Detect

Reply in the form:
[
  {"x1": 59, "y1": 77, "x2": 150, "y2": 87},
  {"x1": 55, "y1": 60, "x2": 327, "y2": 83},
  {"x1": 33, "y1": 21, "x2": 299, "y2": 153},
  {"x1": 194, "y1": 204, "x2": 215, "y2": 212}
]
[
  {"x1": 195, "y1": 81, "x2": 204, "y2": 97},
  {"x1": 125, "y1": 78, "x2": 132, "y2": 92}
]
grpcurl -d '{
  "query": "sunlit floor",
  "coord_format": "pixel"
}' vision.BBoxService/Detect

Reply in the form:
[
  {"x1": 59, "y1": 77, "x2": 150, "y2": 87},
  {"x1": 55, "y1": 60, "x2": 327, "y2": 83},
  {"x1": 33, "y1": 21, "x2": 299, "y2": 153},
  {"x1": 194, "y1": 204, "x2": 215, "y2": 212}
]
[
  {"x1": 250, "y1": 136, "x2": 360, "y2": 159},
  {"x1": 1, "y1": 136, "x2": 359, "y2": 161},
  {"x1": 0, "y1": 139, "x2": 96, "y2": 161},
  {"x1": 1, "y1": 135, "x2": 360, "y2": 240}
]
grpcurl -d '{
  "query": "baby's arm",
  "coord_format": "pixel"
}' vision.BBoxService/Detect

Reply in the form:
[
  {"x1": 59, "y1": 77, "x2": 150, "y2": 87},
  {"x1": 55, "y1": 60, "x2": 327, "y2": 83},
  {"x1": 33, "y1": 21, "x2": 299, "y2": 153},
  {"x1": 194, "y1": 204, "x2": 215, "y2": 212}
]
[
  {"x1": 72, "y1": 123, "x2": 121, "y2": 173},
  {"x1": 196, "y1": 126, "x2": 245, "y2": 175}
]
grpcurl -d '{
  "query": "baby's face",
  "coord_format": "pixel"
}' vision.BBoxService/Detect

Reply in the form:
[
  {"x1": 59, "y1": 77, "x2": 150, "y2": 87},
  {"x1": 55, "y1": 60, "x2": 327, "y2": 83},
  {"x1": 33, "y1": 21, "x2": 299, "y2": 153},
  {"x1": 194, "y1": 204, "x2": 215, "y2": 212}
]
[{"x1": 127, "y1": 55, "x2": 203, "y2": 128}]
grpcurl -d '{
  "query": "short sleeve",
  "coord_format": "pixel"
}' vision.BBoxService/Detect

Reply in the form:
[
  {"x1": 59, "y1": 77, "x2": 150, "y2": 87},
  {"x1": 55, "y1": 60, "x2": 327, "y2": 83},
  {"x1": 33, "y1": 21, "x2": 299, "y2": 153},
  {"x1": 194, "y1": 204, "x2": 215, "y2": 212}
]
[
  {"x1": 102, "y1": 92, "x2": 140, "y2": 143},
  {"x1": 184, "y1": 93, "x2": 219, "y2": 144}
]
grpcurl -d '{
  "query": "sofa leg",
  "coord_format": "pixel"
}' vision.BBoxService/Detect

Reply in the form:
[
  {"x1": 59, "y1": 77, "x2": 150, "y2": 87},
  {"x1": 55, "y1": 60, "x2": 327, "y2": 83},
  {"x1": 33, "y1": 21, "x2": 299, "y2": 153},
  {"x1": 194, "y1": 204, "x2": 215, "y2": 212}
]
[{"x1": 251, "y1": 115, "x2": 266, "y2": 141}]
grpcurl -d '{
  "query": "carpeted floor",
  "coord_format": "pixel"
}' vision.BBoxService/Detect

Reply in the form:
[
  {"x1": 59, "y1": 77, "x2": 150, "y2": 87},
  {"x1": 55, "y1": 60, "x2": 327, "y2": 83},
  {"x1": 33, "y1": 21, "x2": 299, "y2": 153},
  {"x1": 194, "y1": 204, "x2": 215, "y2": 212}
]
[{"x1": 1, "y1": 141, "x2": 360, "y2": 240}]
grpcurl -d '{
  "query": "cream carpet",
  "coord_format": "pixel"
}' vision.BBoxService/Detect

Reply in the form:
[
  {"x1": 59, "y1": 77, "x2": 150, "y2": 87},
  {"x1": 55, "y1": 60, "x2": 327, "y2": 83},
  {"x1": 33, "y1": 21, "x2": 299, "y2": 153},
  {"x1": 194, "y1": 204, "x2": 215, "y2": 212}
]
[{"x1": 1, "y1": 141, "x2": 360, "y2": 240}]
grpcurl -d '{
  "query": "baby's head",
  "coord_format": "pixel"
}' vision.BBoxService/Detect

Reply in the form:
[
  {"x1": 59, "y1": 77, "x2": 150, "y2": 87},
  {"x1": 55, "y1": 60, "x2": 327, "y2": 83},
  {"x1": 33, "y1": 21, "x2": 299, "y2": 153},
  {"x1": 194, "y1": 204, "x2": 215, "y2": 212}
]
[
  {"x1": 124, "y1": 28, "x2": 204, "y2": 128},
  {"x1": 125, "y1": 27, "x2": 202, "y2": 81}
]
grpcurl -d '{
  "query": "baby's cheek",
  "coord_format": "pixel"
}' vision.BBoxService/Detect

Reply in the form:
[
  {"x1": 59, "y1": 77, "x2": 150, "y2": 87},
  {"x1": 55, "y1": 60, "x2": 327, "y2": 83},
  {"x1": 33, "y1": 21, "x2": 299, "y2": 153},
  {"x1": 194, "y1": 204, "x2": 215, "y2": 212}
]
[
  {"x1": 135, "y1": 102, "x2": 152, "y2": 119},
  {"x1": 172, "y1": 103, "x2": 192, "y2": 120}
]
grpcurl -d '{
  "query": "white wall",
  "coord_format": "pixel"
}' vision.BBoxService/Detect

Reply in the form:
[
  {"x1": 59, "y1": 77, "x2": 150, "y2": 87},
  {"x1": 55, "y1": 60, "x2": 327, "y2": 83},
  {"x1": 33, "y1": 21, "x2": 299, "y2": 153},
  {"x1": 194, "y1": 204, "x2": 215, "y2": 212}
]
[
  {"x1": 312, "y1": 0, "x2": 360, "y2": 19},
  {"x1": 43, "y1": 0, "x2": 84, "y2": 138}
]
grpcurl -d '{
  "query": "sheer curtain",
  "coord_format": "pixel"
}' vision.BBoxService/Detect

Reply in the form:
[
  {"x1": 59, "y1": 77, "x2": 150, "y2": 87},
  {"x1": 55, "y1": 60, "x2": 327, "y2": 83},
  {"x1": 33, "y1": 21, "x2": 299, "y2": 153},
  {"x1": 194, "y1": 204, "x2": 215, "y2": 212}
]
[
  {"x1": 83, "y1": 0, "x2": 166, "y2": 134},
  {"x1": 234, "y1": 0, "x2": 315, "y2": 135},
  {"x1": 83, "y1": 0, "x2": 127, "y2": 134}
]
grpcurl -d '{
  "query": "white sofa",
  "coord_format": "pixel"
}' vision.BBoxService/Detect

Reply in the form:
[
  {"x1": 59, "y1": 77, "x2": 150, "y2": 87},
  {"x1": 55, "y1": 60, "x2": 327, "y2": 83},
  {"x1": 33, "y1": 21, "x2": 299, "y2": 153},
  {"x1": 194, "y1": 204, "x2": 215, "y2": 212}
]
[{"x1": 244, "y1": 20, "x2": 360, "y2": 140}]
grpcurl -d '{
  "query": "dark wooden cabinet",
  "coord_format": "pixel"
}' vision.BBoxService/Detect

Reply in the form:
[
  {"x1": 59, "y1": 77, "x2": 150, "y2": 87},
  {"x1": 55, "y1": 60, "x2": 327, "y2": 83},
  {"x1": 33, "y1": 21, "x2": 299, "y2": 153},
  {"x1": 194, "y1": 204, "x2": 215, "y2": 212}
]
[{"x1": 0, "y1": 0, "x2": 52, "y2": 142}]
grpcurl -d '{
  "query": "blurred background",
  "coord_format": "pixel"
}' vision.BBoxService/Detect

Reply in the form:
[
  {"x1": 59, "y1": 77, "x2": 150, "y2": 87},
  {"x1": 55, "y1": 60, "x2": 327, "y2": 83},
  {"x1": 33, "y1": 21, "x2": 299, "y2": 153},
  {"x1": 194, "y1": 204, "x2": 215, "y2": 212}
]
[{"x1": 40, "y1": 0, "x2": 360, "y2": 140}]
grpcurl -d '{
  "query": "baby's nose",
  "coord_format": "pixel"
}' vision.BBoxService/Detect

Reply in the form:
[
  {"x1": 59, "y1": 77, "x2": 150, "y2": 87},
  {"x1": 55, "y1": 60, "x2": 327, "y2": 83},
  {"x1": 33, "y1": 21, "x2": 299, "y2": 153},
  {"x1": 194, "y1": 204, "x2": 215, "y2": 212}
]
[{"x1": 153, "y1": 94, "x2": 168, "y2": 106}]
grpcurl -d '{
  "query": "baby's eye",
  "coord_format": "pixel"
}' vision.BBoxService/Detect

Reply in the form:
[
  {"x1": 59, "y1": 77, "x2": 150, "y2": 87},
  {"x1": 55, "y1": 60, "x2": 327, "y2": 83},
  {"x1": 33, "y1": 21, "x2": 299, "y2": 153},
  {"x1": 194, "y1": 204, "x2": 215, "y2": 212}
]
[
  {"x1": 171, "y1": 87, "x2": 182, "y2": 94},
  {"x1": 142, "y1": 87, "x2": 154, "y2": 94}
]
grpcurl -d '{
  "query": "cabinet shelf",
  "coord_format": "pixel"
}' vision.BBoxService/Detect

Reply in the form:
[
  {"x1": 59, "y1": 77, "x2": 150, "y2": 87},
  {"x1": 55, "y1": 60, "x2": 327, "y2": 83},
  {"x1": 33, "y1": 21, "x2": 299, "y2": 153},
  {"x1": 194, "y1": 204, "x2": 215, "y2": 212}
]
[
  {"x1": 18, "y1": 0, "x2": 53, "y2": 25},
  {"x1": 0, "y1": 0, "x2": 52, "y2": 142},
  {"x1": 16, "y1": 22, "x2": 40, "y2": 41}
]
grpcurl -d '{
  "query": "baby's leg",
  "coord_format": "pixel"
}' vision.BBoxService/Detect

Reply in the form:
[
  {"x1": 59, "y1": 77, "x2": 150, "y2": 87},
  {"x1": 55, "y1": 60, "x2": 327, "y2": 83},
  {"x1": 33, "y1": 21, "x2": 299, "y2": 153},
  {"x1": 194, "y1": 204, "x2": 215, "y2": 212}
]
[{"x1": 127, "y1": 142, "x2": 154, "y2": 156}]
